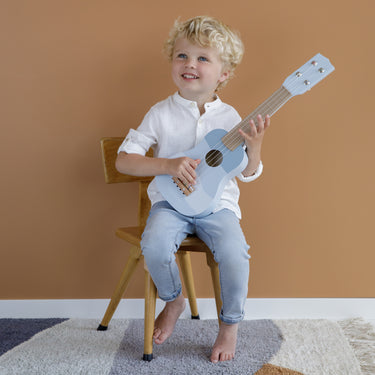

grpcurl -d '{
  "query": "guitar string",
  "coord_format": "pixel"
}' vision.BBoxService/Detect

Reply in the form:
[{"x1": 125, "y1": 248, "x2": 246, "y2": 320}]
[
  {"x1": 205, "y1": 87, "x2": 291, "y2": 166},
  {"x1": 224, "y1": 88, "x2": 291, "y2": 150},
  {"x1": 188, "y1": 88, "x2": 290, "y2": 187},
  {"x1": 218, "y1": 63, "x2": 317, "y2": 154},
  {"x1": 200, "y1": 63, "x2": 318, "y2": 172},
  {"x1": 195, "y1": 87, "x2": 290, "y2": 179},
  {"x1": 192, "y1": 63, "x2": 319, "y2": 183},
  {"x1": 220, "y1": 61, "x2": 318, "y2": 152},
  {"x1": 200, "y1": 89, "x2": 288, "y2": 170},
  {"x1": 194, "y1": 89, "x2": 289, "y2": 183}
]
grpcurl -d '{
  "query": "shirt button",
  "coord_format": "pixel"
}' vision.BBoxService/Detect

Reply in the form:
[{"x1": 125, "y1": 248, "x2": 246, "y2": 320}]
[{"x1": 190, "y1": 102, "x2": 195, "y2": 108}]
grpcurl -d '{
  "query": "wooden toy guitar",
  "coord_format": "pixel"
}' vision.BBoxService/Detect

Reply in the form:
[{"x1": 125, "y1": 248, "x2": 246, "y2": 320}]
[{"x1": 155, "y1": 53, "x2": 335, "y2": 216}]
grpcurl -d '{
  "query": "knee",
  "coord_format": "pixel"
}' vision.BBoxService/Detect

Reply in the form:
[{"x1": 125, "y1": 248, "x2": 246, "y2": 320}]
[
  {"x1": 219, "y1": 255, "x2": 249, "y2": 277},
  {"x1": 141, "y1": 233, "x2": 176, "y2": 266},
  {"x1": 213, "y1": 238, "x2": 250, "y2": 265}
]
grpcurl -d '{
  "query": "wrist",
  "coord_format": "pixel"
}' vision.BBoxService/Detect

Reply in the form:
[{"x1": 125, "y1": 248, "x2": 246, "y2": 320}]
[
  {"x1": 246, "y1": 144, "x2": 261, "y2": 157},
  {"x1": 159, "y1": 158, "x2": 171, "y2": 175}
]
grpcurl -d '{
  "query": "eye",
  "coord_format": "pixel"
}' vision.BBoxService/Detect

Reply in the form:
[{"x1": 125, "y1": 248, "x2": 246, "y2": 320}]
[
  {"x1": 198, "y1": 56, "x2": 208, "y2": 62},
  {"x1": 176, "y1": 53, "x2": 187, "y2": 59}
]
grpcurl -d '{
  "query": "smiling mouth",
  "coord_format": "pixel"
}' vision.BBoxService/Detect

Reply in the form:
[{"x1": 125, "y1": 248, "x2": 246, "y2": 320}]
[{"x1": 182, "y1": 74, "x2": 199, "y2": 79}]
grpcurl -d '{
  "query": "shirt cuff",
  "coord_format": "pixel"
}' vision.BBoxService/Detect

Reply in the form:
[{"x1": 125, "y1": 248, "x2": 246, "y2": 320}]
[
  {"x1": 117, "y1": 129, "x2": 152, "y2": 155},
  {"x1": 237, "y1": 160, "x2": 263, "y2": 182}
]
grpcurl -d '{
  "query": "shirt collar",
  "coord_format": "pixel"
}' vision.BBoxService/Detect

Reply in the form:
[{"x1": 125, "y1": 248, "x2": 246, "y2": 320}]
[{"x1": 172, "y1": 92, "x2": 222, "y2": 111}]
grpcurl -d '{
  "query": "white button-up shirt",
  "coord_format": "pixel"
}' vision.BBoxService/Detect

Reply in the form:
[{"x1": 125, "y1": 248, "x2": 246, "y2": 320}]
[{"x1": 118, "y1": 92, "x2": 263, "y2": 219}]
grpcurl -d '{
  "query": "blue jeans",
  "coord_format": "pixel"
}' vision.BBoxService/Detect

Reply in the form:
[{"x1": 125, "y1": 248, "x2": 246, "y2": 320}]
[{"x1": 141, "y1": 201, "x2": 250, "y2": 324}]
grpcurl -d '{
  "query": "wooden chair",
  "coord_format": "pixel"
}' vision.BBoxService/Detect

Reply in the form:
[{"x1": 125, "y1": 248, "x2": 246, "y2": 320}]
[{"x1": 97, "y1": 137, "x2": 222, "y2": 361}]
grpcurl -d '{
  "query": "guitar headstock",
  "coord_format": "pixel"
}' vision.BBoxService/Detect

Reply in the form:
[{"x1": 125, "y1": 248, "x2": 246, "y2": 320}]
[{"x1": 282, "y1": 53, "x2": 335, "y2": 96}]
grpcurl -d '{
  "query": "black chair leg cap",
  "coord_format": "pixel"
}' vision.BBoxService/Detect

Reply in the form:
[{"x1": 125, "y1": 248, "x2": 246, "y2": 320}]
[
  {"x1": 143, "y1": 353, "x2": 153, "y2": 361},
  {"x1": 97, "y1": 324, "x2": 108, "y2": 331},
  {"x1": 191, "y1": 314, "x2": 200, "y2": 320}
]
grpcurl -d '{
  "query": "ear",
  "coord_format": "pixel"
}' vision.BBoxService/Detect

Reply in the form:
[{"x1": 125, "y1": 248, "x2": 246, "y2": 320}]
[{"x1": 218, "y1": 69, "x2": 230, "y2": 83}]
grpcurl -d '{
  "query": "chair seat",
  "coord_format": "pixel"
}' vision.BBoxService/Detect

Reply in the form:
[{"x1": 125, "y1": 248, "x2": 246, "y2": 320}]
[{"x1": 115, "y1": 226, "x2": 210, "y2": 252}]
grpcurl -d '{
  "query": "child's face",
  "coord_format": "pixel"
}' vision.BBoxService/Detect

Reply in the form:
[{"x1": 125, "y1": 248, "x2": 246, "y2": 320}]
[{"x1": 171, "y1": 38, "x2": 229, "y2": 102}]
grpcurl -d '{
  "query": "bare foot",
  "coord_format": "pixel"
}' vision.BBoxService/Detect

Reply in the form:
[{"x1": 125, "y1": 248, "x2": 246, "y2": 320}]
[
  {"x1": 153, "y1": 293, "x2": 186, "y2": 345},
  {"x1": 210, "y1": 322, "x2": 238, "y2": 363}
]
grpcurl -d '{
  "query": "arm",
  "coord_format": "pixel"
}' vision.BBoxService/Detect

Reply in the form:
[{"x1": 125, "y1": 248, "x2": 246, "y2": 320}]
[
  {"x1": 238, "y1": 114, "x2": 270, "y2": 177},
  {"x1": 116, "y1": 152, "x2": 201, "y2": 186}
]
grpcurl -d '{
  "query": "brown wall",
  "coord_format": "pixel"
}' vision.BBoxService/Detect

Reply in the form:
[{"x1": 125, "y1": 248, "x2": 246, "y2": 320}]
[{"x1": 1, "y1": 0, "x2": 374, "y2": 299}]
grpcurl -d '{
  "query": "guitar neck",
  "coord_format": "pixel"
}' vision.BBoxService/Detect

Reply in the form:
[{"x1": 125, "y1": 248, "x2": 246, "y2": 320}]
[{"x1": 222, "y1": 86, "x2": 292, "y2": 150}]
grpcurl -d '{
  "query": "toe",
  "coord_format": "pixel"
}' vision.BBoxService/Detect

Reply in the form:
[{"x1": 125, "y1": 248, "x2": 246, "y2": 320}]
[
  {"x1": 153, "y1": 328, "x2": 161, "y2": 339},
  {"x1": 154, "y1": 330, "x2": 168, "y2": 345},
  {"x1": 210, "y1": 349, "x2": 220, "y2": 363}
]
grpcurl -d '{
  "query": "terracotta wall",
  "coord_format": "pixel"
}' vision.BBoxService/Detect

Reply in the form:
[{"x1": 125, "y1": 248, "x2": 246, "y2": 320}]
[{"x1": 1, "y1": 0, "x2": 374, "y2": 299}]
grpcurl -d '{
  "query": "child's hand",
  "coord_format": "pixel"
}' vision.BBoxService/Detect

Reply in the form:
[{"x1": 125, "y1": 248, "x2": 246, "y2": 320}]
[
  {"x1": 238, "y1": 114, "x2": 270, "y2": 152},
  {"x1": 238, "y1": 114, "x2": 270, "y2": 177},
  {"x1": 167, "y1": 157, "x2": 201, "y2": 187}
]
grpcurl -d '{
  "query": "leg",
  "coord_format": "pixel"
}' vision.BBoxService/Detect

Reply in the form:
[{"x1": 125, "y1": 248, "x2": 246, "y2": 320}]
[
  {"x1": 153, "y1": 293, "x2": 186, "y2": 345},
  {"x1": 205, "y1": 250, "x2": 222, "y2": 325},
  {"x1": 196, "y1": 209, "x2": 250, "y2": 362},
  {"x1": 141, "y1": 202, "x2": 194, "y2": 344},
  {"x1": 211, "y1": 322, "x2": 239, "y2": 363},
  {"x1": 97, "y1": 246, "x2": 142, "y2": 330},
  {"x1": 143, "y1": 270, "x2": 157, "y2": 361},
  {"x1": 177, "y1": 251, "x2": 200, "y2": 319}
]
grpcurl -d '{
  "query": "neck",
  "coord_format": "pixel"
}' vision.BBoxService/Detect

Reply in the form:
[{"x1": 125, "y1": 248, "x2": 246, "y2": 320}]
[{"x1": 222, "y1": 86, "x2": 292, "y2": 150}]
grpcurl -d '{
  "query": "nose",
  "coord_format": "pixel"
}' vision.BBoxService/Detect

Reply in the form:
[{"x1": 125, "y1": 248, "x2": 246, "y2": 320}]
[{"x1": 185, "y1": 57, "x2": 196, "y2": 69}]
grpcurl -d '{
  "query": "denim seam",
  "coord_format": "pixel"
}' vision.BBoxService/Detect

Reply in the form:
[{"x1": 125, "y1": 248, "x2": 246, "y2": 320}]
[
  {"x1": 161, "y1": 227, "x2": 187, "y2": 302},
  {"x1": 198, "y1": 226, "x2": 247, "y2": 325},
  {"x1": 197, "y1": 227, "x2": 229, "y2": 323}
]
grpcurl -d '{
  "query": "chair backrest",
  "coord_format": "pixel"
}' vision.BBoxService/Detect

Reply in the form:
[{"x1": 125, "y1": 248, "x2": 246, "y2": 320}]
[{"x1": 100, "y1": 137, "x2": 153, "y2": 227}]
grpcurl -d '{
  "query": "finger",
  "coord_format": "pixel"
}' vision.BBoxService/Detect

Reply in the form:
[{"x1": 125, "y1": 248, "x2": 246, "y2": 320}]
[
  {"x1": 249, "y1": 120, "x2": 257, "y2": 136},
  {"x1": 238, "y1": 127, "x2": 251, "y2": 140},
  {"x1": 176, "y1": 168, "x2": 192, "y2": 188},
  {"x1": 182, "y1": 160, "x2": 199, "y2": 184},
  {"x1": 264, "y1": 114, "x2": 271, "y2": 129},
  {"x1": 256, "y1": 114, "x2": 264, "y2": 132}
]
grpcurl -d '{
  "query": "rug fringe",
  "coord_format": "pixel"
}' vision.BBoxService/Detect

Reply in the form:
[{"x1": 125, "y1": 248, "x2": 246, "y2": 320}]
[{"x1": 338, "y1": 318, "x2": 375, "y2": 375}]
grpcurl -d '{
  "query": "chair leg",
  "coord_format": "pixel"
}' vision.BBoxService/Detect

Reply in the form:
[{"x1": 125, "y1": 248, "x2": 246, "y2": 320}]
[
  {"x1": 205, "y1": 251, "x2": 222, "y2": 325},
  {"x1": 97, "y1": 246, "x2": 142, "y2": 331},
  {"x1": 143, "y1": 270, "x2": 157, "y2": 361},
  {"x1": 177, "y1": 251, "x2": 200, "y2": 319}
]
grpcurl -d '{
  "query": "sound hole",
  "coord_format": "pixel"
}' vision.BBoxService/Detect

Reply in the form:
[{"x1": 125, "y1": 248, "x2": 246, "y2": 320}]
[{"x1": 205, "y1": 149, "x2": 223, "y2": 167}]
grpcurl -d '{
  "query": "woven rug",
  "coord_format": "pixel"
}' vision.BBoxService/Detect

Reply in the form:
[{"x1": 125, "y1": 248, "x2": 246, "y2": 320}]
[{"x1": 0, "y1": 318, "x2": 374, "y2": 374}]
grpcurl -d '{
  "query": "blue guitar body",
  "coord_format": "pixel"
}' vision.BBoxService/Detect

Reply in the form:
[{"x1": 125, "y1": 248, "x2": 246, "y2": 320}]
[{"x1": 155, "y1": 128, "x2": 248, "y2": 217}]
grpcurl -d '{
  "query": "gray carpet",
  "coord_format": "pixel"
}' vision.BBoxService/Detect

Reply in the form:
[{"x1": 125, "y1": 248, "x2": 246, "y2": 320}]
[
  {"x1": 110, "y1": 319, "x2": 283, "y2": 374},
  {"x1": 0, "y1": 318, "x2": 373, "y2": 374}
]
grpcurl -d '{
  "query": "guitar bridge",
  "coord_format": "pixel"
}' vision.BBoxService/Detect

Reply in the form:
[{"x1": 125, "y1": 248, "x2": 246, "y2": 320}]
[{"x1": 172, "y1": 177, "x2": 195, "y2": 196}]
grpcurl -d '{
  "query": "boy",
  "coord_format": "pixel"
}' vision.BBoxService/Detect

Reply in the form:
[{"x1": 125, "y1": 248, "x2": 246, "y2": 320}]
[{"x1": 116, "y1": 16, "x2": 270, "y2": 363}]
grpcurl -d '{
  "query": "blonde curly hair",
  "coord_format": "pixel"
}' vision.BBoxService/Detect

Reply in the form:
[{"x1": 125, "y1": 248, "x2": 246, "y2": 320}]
[{"x1": 164, "y1": 16, "x2": 244, "y2": 90}]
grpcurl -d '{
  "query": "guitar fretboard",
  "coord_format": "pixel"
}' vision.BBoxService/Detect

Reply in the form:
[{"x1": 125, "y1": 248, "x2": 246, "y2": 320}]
[{"x1": 222, "y1": 86, "x2": 292, "y2": 150}]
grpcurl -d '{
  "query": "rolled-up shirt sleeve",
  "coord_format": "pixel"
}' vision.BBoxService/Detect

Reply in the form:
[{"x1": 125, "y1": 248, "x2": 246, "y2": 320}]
[
  {"x1": 117, "y1": 128, "x2": 155, "y2": 155},
  {"x1": 117, "y1": 109, "x2": 158, "y2": 155},
  {"x1": 237, "y1": 160, "x2": 263, "y2": 182}
]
